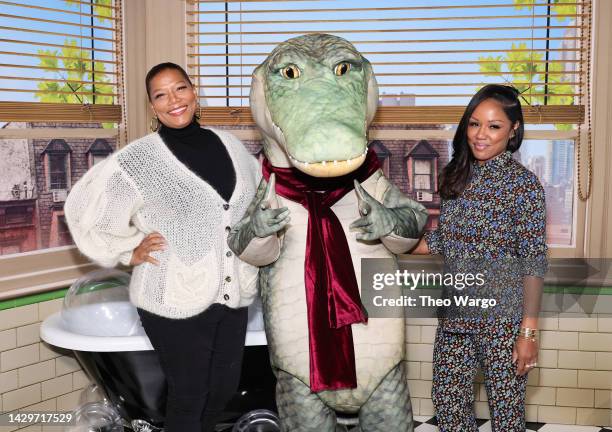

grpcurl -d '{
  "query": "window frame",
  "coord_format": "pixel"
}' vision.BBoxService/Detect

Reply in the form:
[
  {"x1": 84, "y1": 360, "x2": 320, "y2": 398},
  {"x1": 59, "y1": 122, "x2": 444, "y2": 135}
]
[
  {"x1": 1, "y1": 0, "x2": 610, "y2": 300},
  {"x1": 0, "y1": 0, "x2": 127, "y2": 299},
  {"x1": 87, "y1": 138, "x2": 114, "y2": 167},
  {"x1": 187, "y1": 0, "x2": 596, "y2": 260},
  {"x1": 46, "y1": 152, "x2": 71, "y2": 192},
  {"x1": 412, "y1": 158, "x2": 435, "y2": 193},
  {"x1": 3, "y1": 206, "x2": 32, "y2": 227}
]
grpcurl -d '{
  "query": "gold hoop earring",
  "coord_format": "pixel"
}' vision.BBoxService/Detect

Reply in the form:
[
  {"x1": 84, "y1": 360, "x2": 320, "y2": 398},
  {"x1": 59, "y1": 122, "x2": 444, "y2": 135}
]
[{"x1": 150, "y1": 116, "x2": 160, "y2": 132}]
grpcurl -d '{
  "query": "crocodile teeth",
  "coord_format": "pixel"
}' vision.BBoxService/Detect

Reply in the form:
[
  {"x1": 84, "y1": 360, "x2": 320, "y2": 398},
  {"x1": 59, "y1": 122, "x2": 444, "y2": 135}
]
[{"x1": 287, "y1": 151, "x2": 367, "y2": 168}]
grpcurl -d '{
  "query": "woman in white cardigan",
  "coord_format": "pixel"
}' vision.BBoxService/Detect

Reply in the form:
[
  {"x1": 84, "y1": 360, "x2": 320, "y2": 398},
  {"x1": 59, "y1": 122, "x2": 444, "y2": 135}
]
[{"x1": 64, "y1": 62, "x2": 260, "y2": 432}]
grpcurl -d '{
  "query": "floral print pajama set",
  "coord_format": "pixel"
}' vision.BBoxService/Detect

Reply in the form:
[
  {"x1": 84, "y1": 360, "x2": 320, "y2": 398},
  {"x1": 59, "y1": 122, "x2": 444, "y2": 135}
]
[{"x1": 425, "y1": 151, "x2": 548, "y2": 432}]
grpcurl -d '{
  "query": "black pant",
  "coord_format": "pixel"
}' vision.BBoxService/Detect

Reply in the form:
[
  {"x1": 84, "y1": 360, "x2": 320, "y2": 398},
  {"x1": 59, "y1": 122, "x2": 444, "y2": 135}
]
[{"x1": 137, "y1": 304, "x2": 248, "y2": 432}]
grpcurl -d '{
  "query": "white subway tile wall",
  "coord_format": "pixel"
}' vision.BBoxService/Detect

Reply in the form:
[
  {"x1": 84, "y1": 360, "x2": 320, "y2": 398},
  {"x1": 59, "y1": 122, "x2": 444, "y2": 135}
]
[
  {"x1": 0, "y1": 300, "x2": 610, "y2": 428},
  {"x1": 402, "y1": 315, "x2": 611, "y2": 427},
  {"x1": 0, "y1": 300, "x2": 92, "y2": 432}
]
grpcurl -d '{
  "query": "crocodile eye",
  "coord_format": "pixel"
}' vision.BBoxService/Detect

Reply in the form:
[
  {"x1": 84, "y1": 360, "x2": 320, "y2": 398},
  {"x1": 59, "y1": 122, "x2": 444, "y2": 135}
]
[
  {"x1": 334, "y1": 62, "x2": 351, "y2": 76},
  {"x1": 281, "y1": 64, "x2": 301, "y2": 79}
]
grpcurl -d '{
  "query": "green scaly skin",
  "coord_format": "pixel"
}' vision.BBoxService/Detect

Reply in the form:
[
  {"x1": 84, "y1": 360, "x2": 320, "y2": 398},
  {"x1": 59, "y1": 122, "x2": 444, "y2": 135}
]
[
  {"x1": 264, "y1": 37, "x2": 368, "y2": 164},
  {"x1": 249, "y1": 33, "x2": 378, "y2": 169},
  {"x1": 228, "y1": 34, "x2": 423, "y2": 432}
]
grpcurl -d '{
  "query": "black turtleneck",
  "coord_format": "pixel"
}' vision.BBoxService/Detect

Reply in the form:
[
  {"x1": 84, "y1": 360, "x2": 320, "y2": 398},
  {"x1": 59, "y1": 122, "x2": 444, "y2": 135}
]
[{"x1": 159, "y1": 120, "x2": 236, "y2": 202}]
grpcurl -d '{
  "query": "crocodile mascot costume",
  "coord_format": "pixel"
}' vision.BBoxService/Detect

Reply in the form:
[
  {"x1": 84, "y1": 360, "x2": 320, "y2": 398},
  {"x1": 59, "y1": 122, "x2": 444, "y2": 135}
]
[{"x1": 229, "y1": 34, "x2": 428, "y2": 432}]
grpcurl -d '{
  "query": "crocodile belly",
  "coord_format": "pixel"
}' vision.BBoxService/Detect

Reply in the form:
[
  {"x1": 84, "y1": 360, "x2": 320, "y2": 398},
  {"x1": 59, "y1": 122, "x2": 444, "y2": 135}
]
[{"x1": 262, "y1": 185, "x2": 405, "y2": 412}]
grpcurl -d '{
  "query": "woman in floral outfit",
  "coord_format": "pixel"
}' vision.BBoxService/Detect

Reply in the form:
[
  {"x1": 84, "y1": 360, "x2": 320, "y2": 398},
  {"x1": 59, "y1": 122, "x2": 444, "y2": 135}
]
[{"x1": 413, "y1": 84, "x2": 547, "y2": 431}]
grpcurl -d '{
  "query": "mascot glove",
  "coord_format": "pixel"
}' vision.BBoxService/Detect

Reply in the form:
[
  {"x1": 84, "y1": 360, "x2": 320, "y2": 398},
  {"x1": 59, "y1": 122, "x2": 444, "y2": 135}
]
[
  {"x1": 350, "y1": 180, "x2": 397, "y2": 241},
  {"x1": 250, "y1": 173, "x2": 291, "y2": 238}
]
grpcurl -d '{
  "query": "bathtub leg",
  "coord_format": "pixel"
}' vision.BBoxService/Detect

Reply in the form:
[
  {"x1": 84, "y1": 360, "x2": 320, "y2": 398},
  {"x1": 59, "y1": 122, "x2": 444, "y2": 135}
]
[{"x1": 131, "y1": 419, "x2": 164, "y2": 432}]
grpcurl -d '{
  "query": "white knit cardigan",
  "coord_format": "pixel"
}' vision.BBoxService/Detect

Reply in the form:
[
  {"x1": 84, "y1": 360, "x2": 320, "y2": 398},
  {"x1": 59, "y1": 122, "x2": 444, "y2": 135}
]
[{"x1": 64, "y1": 129, "x2": 260, "y2": 319}]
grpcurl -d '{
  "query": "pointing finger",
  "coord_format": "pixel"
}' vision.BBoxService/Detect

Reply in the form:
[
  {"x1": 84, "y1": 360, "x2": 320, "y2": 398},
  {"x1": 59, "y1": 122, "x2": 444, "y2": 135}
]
[{"x1": 264, "y1": 173, "x2": 277, "y2": 202}]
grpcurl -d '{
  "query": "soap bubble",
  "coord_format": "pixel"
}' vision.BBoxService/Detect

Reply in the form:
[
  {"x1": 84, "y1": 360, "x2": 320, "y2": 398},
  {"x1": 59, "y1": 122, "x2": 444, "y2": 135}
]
[
  {"x1": 66, "y1": 385, "x2": 123, "y2": 432},
  {"x1": 61, "y1": 269, "x2": 143, "y2": 337},
  {"x1": 232, "y1": 409, "x2": 280, "y2": 432}
]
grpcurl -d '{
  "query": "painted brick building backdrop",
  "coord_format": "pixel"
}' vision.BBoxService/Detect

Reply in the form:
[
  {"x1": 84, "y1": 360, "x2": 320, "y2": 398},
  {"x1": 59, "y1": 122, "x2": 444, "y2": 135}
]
[
  {"x1": 0, "y1": 122, "x2": 115, "y2": 255},
  {"x1": 232, "y1": 124, "x2": 450, "y2": 230},
  {"x1": 2, "y1": 121, "x2": 447, "y2": 256}
]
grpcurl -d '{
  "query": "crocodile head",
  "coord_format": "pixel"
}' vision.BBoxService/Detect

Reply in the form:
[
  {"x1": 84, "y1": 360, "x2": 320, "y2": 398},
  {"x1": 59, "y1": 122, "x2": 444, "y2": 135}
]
[{"x1": 250, "y1": 34, "x2": 379, "y2": 177}]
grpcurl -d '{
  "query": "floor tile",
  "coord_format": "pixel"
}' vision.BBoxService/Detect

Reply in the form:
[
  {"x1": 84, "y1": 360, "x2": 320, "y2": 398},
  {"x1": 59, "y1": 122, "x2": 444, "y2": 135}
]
[
  {"x1": 526, "y1": 422, "x2": 547, "y2": 431},
  {"x1": 478, "y1": 421, "x2": 492, "y2": 432},
  {"x1": 425, "y1": 416, "x2": 438, "y2": 425},
  {"x1": 410, "y1": 416, "x2": 609, "y2": 432},
  {"x1": 414, "y1": 423, "x2": 440, "y2": 432},
  {"x1": 476, "y1": 418, "x2": 489, "y2": 427},
  {"x1": 532, "y1": 425, "x2": 602, "y2": 432},
  {"x1": 214, "y1": 413, "x2": 610, "y2": 431}
]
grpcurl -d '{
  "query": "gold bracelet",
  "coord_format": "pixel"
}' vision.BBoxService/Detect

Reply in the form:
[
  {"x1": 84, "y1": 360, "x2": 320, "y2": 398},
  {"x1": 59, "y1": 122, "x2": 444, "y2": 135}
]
[
  {"x1": 519, "y1": 327, "x2": 537, "y2": 338},
  {"x1": 519, "y1": 327, "x2": 538, "y2": 339}
]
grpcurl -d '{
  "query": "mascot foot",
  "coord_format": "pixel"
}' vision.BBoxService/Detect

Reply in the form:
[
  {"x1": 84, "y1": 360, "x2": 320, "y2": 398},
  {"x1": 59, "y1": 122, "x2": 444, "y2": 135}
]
[{"x1": 275, "y1": 363, "x2": 413, "y2": 432}]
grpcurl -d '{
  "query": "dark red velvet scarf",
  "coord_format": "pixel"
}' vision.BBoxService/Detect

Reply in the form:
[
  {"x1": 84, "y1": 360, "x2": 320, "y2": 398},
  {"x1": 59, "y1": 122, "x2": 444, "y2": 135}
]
[{"x1": 262, "y1": 149, "x2": 380, "y2": 392}]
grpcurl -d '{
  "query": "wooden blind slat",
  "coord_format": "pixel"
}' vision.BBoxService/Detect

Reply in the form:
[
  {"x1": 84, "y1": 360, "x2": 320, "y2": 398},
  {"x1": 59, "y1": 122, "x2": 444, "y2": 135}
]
[
  {"x1": 191, "y1": 59, "x2": 579, "y2": 68},
  {"x1": 0, "y1": 13, "x2": 115, "y2": 33},
  {"x1": 0, "y1": 63, "x2": 118, "y2": 76},
  {"x1": 197, "y1": 106, "x2": 583, "y2": 126},
  {"x1": 0, "y1": 51, "x2": 118, "y2": 65},
  {"x1": 0, "y1": 26, "x2": 115, "y2": 43},
  {"x1": 198, "y1": 82, "x2": 580, "y2": 89},
  {"x1": 189, "y1": 48, "x2": 581, "y2": 57},
  {"x1": 189, "y1": 14, "x2": 583, "y2": 26},
  {"x1": 188, "y1": 2, "x2": 582, "y2": 10},
  {"x1": 199, "y1": 93, "x2": 580, "y2": 99},
  {"x1": 0, "y1": 102, "x2": 121, "y2": 122},
  {"x1": 192, "y1": 71, "x2": 576, "y2": 78},
  {"x1": 189, "y1": 25, "x2": 581, "y2": 36},
  {"x1": 0, "y1": 76, "x2": 117, "y2": 86},
  {"x1": 0, "y1": 88, "x2": 118, "y2": 97},
  {"x1": 1, "y1": 37, "x2": 115, "y2": 54},
  {"x1": 189, "y1": 37, "x2": 579, "y2": 47},
  {"x1": 0, "y1": 0, "x2": 117, "y2": 21}
]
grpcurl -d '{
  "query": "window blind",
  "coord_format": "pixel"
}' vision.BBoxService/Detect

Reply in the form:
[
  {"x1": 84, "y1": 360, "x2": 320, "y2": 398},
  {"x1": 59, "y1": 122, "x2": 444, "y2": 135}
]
[
  {"x1": 0, "y1": 0, "x2": 124, "y2": 123},
  {"x1": 187, "y1": 0, "x2": 592, "y2": 125}
]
